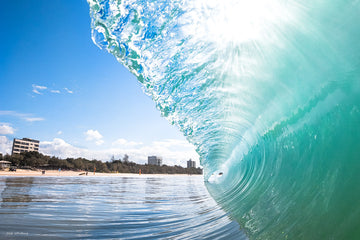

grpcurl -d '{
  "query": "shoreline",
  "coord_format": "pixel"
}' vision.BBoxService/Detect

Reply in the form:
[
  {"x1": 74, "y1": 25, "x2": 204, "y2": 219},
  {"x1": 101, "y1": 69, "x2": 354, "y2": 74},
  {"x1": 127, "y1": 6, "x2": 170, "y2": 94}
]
[{"x1": 0, "y1": 169, "x2": 202, "y2": 177}]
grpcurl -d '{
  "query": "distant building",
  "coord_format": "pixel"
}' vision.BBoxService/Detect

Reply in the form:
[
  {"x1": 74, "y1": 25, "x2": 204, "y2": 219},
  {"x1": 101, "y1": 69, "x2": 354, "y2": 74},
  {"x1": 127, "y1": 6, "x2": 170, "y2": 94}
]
[
  {"x1": 0, "y1": 160, "x2": 11, "y2": 169},
  {"x1": 12, "y1": 138, "x2": 40, "y2": 155},
  {"x1": 148, "y1": 156, "x2": 162, "y2": 166},
  {"x1": 187, "y1": 159, "x2": 196, "y2": 168}
]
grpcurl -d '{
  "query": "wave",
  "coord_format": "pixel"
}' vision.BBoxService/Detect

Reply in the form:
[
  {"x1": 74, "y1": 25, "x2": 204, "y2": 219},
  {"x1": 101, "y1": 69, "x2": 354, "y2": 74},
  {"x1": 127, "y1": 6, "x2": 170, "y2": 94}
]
[{"x1": 87, "y1": 0, "x2": 360, "y2": 239}]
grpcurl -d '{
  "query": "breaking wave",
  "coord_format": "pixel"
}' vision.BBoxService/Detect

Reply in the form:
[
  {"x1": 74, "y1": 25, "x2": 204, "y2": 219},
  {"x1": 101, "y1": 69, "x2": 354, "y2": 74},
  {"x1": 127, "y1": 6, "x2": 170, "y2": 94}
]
[{"x1": 88, "y1": 0, "x2": 360, "y2": 239}]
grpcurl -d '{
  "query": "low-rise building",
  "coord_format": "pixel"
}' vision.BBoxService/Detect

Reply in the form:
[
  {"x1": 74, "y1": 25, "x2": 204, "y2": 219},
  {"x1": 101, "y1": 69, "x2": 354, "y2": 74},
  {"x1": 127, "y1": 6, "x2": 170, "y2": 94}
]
[
  {"x1": 148, "y1": 156, "x2": 162, "y2": 166},
  {"x1": 12, "y1": 138, "x2": 40, "y2": 155},
  {"x1": 0, "y1": 160, "x2": 11, "y2": 169},
  {"x1": 187, "y1": 159, "x2": 196, "y2": 168}
]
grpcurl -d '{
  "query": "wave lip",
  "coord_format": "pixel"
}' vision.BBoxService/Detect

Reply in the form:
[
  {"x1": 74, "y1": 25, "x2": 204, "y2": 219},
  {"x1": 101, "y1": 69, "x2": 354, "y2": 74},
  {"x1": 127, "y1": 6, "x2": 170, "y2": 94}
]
[{"x1": 88, "y1": 0, "x2": 360, "y2": 239}]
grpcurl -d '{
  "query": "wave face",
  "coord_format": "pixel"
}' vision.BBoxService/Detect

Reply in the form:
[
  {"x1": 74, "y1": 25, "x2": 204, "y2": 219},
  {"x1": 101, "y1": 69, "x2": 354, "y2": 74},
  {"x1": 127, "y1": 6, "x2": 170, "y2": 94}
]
[{"x1": 88, "y1": 0, "x2": 360, "y2": 239}]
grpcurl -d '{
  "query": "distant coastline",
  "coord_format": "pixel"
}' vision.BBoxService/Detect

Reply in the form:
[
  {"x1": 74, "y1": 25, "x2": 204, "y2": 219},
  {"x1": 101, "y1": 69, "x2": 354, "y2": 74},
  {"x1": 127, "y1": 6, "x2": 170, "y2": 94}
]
[
  {"x1": 0, "y1": 169, "x2": 201, "y2": 177},
  {"x1": 0, "y1": 151, "x2": 203, "y2": 175}
]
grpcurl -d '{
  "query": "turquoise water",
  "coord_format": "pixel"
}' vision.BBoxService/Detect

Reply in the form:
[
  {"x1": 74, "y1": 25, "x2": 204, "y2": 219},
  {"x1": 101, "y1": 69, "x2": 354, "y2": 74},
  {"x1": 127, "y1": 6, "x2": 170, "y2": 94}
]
[
  {"x1": 0, "y1": 176, "x2": 245, "y2": 239},
  {"x1": 88, "y1": 0, "x2": 360, "y2": 239}
]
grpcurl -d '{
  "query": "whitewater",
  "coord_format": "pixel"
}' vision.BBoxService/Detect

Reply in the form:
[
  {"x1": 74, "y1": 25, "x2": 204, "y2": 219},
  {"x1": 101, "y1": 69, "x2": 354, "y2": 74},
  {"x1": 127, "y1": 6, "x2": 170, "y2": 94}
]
[{"x1": 88, "y1": 0, "x2": 360, "y2": 239}]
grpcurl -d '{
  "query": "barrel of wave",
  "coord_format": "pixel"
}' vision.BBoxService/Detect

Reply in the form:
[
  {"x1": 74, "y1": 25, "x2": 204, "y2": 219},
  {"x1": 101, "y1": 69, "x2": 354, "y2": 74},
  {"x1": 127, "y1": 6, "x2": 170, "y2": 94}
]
[{"x1": 205, "y1": 93, "x2": 360, "y2": 239}]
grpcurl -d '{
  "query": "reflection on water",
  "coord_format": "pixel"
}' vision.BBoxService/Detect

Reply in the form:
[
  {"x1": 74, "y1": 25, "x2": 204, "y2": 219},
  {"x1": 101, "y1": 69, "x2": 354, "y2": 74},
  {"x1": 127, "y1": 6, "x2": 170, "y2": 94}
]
[
  {"x1": 0, "y1": 176, "x2": 246, "y2": 239},
  {"x1": 1, "y1": 178, "x2": 34, "y2": 208}
]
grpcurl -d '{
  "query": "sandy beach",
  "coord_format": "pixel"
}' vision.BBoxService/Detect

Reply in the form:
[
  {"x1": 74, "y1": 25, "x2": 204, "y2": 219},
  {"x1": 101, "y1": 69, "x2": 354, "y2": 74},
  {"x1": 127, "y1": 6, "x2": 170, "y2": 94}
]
[{"x1": 0, "y1": 169, "x2": 143, "y2": 177}]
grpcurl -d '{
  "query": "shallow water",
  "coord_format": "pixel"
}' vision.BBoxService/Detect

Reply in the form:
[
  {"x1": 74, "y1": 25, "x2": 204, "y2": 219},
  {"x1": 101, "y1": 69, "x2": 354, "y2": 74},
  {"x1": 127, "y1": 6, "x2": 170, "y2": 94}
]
[{"x1": 0, "y1": 175, "x2": 246, "y2": 239}]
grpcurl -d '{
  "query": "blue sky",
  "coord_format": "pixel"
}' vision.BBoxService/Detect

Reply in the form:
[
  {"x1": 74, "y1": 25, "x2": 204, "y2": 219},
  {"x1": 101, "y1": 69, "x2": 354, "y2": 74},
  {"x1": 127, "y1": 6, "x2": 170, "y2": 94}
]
[{"x1": 0, "y1": 0, "x2": 198, "y2": 166}]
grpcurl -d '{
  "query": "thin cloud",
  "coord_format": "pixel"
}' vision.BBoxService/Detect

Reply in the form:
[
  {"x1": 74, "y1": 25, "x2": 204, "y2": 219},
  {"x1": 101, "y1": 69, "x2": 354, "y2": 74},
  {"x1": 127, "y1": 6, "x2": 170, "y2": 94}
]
[
  {"x1": 32, "y1": 84, "x2": 47, "y2": 95},
  {"x1": 64, "y1": 88, "x2": 73, "y2": 94},
  {"x1": 32, "y1": 84, "x2": 73, "y2": 95},
  {"x1": 112, "y1": 138, "x2": 143, "y2": 147},
  {"x1": 24, "y1": 117, "x2": 45, "y2": 122},
  {"x1": 0, "y1": 110, "x2": 45, "y2": 122},
  {"x1": 0, "y1": 123, "x2": 15, "y2": 135}
]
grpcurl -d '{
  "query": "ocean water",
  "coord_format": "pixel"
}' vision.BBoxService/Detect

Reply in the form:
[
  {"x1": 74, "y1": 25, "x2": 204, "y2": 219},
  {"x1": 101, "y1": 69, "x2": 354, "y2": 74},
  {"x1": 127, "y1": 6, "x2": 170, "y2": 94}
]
[
  {"x1": 0, "y1": 175, "x2": 245, "y2": 239},
  {"x1": 87, "y1": 0, "x2": 360, "y2": 239}
]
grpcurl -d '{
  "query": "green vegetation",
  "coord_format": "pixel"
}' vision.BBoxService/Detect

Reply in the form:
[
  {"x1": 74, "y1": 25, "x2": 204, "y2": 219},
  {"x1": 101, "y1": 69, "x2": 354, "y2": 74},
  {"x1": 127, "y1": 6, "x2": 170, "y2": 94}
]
[{"x1": 0, "y1": 152, "x2": 203, "y2": 175}]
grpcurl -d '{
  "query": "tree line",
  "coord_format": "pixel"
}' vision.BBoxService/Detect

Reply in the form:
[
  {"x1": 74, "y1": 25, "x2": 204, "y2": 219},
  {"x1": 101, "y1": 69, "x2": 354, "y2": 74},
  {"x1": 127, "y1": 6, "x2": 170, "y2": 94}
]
[{"x1": 0, "y1": 152, "x2": 202, "y2": 175}]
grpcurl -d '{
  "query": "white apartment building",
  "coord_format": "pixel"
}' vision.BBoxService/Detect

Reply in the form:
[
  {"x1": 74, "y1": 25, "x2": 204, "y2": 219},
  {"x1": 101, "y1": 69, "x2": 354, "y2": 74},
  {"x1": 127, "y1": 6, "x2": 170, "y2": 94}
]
[{"x1": 12, "y1": 138, "x2": 40, "y2": 155}]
